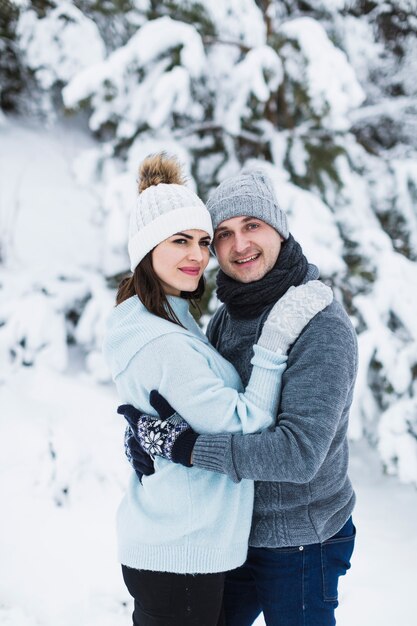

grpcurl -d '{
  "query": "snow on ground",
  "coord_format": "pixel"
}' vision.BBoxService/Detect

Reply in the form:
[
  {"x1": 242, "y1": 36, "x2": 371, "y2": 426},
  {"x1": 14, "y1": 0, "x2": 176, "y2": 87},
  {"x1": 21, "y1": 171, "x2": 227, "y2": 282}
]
[
  {"x1": 0, "y1": 365, "x2": 130, "y2": 626},
  {"x1": 1, "y1": 366, "x2": 416, "y2": 626},
  {"x1": 338, "y1": 440, "x2": 417, "y2": 626}
]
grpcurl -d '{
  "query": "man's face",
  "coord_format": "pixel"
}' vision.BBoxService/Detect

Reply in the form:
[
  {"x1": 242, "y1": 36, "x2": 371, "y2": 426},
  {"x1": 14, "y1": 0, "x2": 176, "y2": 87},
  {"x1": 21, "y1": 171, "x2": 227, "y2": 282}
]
[{"x1": 213, "y1": 216, "x2": 284, "y2": 283}]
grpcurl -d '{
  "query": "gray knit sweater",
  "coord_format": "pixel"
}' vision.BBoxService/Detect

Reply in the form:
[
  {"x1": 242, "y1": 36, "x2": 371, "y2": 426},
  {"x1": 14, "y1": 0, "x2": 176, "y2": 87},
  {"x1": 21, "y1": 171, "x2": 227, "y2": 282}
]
[{"x1": 192, "y1": 287, "x2": 358, "y2": 547}]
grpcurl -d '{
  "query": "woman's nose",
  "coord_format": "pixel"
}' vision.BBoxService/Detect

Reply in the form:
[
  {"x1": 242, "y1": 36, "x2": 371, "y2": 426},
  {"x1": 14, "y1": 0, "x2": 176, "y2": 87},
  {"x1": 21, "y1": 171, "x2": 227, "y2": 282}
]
[{"x1": 187, "y1": 244, "x2": 204, "y2": 262}]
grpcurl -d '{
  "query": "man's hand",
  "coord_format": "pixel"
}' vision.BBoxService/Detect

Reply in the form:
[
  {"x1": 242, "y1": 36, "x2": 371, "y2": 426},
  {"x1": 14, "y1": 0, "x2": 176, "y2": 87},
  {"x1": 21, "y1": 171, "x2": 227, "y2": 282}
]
[
  {"x1": 123, "y1": 424, "x2": 155, "y2": 482},
  {"x1": 118, "y1": 392, "x2": 198, "y2": 467}
]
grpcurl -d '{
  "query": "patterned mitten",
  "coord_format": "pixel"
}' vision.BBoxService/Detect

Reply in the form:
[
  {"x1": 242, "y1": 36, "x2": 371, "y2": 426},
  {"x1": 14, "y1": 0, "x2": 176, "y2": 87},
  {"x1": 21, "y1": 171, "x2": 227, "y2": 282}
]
[
  {"x1": 258, "y1": 280, "x2": 333, "y2": 353},
  {"x1": 124, "y1": 424, "x2": 155, "y2": 482},
  {"x1": 118, "y1": 392, "x2": 198, "y2": 466}
]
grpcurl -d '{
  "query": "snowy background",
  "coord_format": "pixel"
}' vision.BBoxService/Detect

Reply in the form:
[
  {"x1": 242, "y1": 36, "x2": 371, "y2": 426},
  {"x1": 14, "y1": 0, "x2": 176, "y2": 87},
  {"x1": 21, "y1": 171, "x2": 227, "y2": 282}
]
[{"x1": 1, "y1": 1, "x2": 417, "y2": 624}]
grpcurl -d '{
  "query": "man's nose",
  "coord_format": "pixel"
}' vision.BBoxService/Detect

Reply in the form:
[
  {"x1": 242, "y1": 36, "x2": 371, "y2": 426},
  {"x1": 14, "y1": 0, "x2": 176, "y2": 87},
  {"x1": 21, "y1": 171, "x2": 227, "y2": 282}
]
[{"x1": 233, "y1": 233, "x2": 250, "y2": 253}]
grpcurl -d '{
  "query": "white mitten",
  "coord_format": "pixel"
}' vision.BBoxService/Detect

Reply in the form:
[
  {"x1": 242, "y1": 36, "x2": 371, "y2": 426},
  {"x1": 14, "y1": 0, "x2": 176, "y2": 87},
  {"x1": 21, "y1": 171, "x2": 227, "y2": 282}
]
[{"x1": 257, "y1": 281, "x2": 333, "y2": 353}]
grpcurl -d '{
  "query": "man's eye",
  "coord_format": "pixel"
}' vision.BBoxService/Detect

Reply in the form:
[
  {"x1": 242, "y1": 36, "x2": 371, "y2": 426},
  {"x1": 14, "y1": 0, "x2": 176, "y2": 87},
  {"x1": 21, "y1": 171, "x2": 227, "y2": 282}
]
[
  {"x1": 247, "y1": 223, "x2": 259, "y2": 230},
  {"x1": 216, "y1": 232, "x2": 230, "y2": 240}
]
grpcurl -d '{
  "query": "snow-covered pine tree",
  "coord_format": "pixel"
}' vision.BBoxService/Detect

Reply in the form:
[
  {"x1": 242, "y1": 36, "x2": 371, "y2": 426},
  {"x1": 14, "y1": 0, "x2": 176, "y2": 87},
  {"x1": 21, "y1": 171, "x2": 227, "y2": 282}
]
[{"x1": 1, "y1": 0, "x2": 416, "y2": 484}]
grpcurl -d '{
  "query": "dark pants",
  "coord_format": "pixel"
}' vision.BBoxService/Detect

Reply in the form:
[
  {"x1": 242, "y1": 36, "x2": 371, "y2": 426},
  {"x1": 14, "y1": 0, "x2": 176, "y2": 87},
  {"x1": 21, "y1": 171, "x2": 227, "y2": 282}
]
[
  {"x1": 122, "y1": 565, "x2": 226, "y2": 626},
  {"x1": 223, "y1": 517, "x2": 356, "y2": 626}
]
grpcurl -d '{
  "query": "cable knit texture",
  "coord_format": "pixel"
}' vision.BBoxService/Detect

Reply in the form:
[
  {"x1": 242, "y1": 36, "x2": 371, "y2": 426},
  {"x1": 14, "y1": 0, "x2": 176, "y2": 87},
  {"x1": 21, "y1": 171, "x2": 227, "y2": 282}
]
[
  {"x1": 258, "y1": 281, "x2": 333, "y2": 353},
  {"x1": 207, "y1": 168, "x2": 289, "y2": 236},
  {"x1": 128, "y1": 183, "x2": 213, "y2": 271},
  {"x1": 102, "y1": 295, "x2": 287, "y2": 573}
]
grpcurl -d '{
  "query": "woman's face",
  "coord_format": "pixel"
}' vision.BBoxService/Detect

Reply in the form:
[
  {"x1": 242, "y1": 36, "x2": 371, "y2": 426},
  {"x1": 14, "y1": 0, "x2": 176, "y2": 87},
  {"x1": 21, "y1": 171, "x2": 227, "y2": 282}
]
[{"x1": 152, "y1": 229, "x2": 211, "y2": 296}]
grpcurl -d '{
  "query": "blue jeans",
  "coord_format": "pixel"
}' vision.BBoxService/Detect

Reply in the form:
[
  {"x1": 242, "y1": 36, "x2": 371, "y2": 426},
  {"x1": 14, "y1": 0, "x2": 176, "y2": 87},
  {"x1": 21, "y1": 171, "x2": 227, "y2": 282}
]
[{"x1": 224, "y1": 517, "x2": 355, "y2": 626}]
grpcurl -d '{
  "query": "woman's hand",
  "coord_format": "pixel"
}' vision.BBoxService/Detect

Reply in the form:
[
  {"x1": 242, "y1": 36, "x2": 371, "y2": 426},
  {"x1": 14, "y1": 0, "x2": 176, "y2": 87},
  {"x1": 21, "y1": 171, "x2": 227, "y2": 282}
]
[{"x1": 257, "y1": 280, "x2": 333, "y2": 353}]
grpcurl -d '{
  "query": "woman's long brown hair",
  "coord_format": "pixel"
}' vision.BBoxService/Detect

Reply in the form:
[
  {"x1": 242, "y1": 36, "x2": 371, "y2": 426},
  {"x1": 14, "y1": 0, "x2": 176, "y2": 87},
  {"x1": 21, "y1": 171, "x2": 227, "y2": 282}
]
[{"x1": 116, "y1": 252, "x2": 205, "y2": 326}]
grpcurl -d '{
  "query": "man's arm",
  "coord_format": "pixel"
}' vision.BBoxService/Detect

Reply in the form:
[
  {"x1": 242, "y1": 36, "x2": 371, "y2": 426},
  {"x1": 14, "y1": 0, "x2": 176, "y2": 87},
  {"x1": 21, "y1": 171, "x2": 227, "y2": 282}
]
[{"x1": 193, "y1": 307, "x2": 358, "y2": 483}]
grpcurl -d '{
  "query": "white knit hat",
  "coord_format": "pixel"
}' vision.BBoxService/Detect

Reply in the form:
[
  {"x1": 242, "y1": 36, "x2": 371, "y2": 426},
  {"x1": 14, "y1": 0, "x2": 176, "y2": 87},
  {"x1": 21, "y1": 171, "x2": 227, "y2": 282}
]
[{"x1": 128, "y1": 159, "x2": 213, "y2": 272}]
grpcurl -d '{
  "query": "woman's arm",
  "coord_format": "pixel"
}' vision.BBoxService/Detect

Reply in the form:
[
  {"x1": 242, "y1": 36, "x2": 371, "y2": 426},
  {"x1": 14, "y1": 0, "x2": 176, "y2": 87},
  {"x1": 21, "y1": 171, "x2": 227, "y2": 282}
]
[
  {"x1": 127, "y1": 335, "x2": 287, "y2": 435},
  {"x1": 123, "y1": 282, "x2": 332, "y2": 437}
]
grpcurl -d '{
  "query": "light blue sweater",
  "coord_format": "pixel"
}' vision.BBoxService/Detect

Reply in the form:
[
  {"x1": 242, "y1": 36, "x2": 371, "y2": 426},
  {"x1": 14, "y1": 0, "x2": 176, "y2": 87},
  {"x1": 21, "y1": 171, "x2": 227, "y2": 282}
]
[{"x1": 102, "y1": 295, "x2": 287, "y2": 574}]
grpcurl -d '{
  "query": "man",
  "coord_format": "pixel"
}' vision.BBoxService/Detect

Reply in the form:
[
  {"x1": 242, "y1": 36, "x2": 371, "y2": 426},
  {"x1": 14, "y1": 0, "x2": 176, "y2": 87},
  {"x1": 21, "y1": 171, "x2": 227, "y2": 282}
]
[{"x1": 123, "y1": 169, "x2": 358, "y2": 625}]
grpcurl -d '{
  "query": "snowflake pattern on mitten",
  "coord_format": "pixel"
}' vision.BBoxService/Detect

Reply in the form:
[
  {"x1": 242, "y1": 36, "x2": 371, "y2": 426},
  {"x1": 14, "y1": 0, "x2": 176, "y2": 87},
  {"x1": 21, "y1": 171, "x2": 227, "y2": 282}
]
[
  {"x1": 137, "y1": 417, "x2": 166, "y2": 456},
  {"x1": 136, "y1": 414, "x2": 190, "y2": 460}
]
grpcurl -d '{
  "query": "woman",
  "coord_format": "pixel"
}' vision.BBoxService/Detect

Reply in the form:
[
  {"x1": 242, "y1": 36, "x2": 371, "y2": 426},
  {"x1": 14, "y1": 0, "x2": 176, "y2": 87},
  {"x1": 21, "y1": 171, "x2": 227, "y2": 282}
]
[{"x1": 102, "y1": 153, "x2": 332, "y2": 626}]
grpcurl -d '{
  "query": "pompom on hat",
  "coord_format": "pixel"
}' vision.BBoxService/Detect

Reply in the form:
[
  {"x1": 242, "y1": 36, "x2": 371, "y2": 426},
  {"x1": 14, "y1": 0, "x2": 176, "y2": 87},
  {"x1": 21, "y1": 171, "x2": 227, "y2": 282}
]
[{"x1": 128, "y1": 153, "x2": 213, "y2": 272}]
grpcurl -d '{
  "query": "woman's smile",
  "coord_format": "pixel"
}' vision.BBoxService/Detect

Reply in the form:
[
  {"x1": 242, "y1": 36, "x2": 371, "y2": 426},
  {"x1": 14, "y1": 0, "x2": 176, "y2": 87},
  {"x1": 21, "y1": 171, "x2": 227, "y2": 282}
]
[{"x1": 179, "y1": 266, "x2": 201, "y2": 276}]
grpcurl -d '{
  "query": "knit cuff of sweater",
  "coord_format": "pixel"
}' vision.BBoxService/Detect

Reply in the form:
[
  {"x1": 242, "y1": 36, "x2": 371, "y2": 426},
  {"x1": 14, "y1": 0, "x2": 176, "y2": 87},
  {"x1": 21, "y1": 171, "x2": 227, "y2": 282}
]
[
  {"x1": 192, "y1": 434, "x2": 240, "y2": 483},
  {"x1": 257, "y1": 323, "x2": 290, "y2": 353},
  {"x1": 171, "y1": 430, "x2": 199, "y2": 467}
]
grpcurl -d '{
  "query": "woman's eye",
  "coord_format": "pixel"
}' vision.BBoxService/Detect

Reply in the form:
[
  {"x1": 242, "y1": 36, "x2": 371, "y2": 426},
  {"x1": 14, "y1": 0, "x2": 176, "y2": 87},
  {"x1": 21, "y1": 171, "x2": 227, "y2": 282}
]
[
  {"x1": 173, "y1": 239, "x2": 187, "y2": 244},
  {"x1": 200, "y1": 241, "x2": 211, "y2": 247}
]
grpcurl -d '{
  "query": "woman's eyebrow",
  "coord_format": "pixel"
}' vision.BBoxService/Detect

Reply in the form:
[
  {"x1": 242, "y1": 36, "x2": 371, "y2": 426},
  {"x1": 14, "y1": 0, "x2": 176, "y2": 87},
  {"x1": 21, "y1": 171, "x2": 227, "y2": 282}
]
[
  {"x1": 172, "y1": 232, "x2": 211, "y2": 241},
  {"x1": 172, "y1": 232, "x2": 193, "y2": 239}
]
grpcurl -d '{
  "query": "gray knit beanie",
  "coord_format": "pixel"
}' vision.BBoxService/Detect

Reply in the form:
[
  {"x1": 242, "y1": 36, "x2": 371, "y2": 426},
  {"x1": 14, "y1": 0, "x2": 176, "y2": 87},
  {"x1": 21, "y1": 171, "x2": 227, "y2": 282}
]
[{"x1": 207, "y1": 169, "x2": 289, "y2": 239}]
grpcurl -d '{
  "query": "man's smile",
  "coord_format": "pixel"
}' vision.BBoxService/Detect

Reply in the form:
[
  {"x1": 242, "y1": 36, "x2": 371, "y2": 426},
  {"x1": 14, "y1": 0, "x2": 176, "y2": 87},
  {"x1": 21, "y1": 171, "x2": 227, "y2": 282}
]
[{"x1": 234, "y1": 253, "x2": 261, "y2": 265}]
